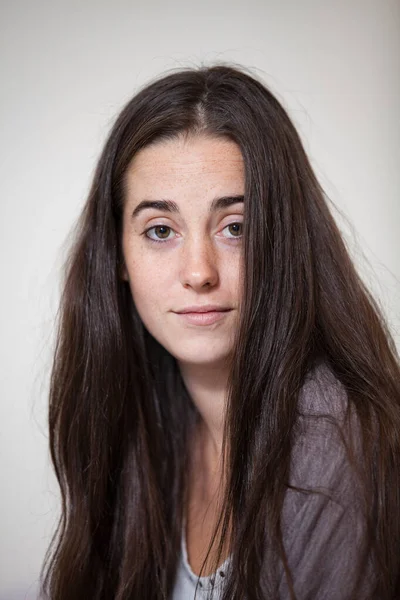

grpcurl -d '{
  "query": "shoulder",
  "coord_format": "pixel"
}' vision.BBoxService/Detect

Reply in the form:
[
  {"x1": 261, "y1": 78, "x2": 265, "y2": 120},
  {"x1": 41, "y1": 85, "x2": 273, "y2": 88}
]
[
  {"x1": 297, "y1": 359, "x2": 349, "y2": 420},
  {"x1": 289, "y1": 359, "x2": 363, "y2": 504}
]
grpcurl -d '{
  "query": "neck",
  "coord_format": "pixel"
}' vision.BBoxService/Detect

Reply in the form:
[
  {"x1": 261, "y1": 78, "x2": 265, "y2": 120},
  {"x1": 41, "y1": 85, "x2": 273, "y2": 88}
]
[{"x1": 179, "y1": 360, "x2": 230, "y2": 463}]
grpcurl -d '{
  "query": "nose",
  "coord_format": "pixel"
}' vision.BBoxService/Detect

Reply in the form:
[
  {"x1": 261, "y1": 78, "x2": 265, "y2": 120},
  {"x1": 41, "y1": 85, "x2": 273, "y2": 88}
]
[{"x1": 179, "y1": 235, "x2": 219, "y2": 291}]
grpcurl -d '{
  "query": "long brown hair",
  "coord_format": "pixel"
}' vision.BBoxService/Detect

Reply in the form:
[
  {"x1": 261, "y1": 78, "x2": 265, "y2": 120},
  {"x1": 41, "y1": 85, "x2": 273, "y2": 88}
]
[{"x1": 41, "y1": 63, "x2": 400, "y2": 599}]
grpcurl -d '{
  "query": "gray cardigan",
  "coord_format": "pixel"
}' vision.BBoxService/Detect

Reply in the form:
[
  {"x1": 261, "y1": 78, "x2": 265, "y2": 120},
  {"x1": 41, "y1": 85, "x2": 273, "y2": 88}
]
[{"x1": 171, "y1": 361, "x2": 375, "y2": 599}]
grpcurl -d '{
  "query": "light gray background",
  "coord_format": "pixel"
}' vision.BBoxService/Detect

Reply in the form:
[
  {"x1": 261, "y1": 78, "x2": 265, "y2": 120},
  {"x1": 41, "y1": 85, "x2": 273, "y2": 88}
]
[{"x1": 0, "y1": 1, "x2": 399, "y2": 598}]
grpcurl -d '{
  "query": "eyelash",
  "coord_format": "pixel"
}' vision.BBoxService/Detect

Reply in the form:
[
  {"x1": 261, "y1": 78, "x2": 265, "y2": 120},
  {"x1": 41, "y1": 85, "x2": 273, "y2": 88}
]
[{"x1": 143, "y1": 222, "x2": 243, "y2": 244}]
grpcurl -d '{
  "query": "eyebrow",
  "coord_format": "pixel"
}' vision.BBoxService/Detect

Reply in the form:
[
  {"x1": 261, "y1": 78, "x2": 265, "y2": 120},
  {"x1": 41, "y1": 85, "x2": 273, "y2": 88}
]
[{"x1": 131, "y1": 195, "x2": 244, "y2": 219}]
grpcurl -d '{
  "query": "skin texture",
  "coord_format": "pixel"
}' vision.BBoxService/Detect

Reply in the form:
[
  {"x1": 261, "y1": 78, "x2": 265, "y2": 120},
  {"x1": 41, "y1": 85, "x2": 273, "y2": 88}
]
[{"x1": 122, "y1": 134, "x2": 244, "y2": 367}]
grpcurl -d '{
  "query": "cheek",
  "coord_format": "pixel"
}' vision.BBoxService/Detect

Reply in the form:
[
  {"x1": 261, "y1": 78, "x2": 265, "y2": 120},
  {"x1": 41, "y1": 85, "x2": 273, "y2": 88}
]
[
  {"x1": 226, "y1": 252, "x2": 242, "y2": 286},
  {"x1": 124, "y1": 253, "x2": 168, "y2": 312},
  {"x1": 125, "y1": 260, "x2": 171, "y2": 345},
  {"x1": 127, "y1": 262, "x2": 152, "y2": 296}
]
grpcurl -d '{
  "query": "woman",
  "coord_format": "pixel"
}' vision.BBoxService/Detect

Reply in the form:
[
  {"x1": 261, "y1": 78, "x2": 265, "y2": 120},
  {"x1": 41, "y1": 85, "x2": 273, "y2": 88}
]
[{"x1": 41, "y1": 64, "x2": 400, "y2": 599}]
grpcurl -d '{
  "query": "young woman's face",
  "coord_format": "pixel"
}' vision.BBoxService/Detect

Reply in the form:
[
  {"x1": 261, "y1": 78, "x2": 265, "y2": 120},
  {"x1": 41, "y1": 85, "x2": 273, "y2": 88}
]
[{"x1": 121, "y1": 134, "x2": 244, "y2": 369}]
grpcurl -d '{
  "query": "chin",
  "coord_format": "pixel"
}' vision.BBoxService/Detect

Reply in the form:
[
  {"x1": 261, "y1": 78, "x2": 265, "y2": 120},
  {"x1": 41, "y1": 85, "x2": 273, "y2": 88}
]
[
  {"x1": 168, "y1": 344, "x2": 234, "y2": 369},
  {"x1": 145, "y1": 328, "x2": 235, "y2": 368}
]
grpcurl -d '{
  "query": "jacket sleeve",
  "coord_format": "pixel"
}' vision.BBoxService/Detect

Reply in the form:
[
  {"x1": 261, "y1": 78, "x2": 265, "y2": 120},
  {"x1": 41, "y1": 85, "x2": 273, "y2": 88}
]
[{"x1": 277, "y1": 365, "x2": 376, "y2": 600}]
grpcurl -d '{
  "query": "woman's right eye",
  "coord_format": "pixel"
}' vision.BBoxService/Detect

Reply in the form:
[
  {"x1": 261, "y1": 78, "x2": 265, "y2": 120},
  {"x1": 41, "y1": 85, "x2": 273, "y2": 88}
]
[{"x1": 144, "y1": 225, "x2": 176, "y2": 242}]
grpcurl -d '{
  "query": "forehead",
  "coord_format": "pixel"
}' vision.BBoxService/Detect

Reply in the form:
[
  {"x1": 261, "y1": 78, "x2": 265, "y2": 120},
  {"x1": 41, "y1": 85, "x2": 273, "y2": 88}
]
[{"x1": 124, "y1": 135, "x2": 245, "y2": 198}]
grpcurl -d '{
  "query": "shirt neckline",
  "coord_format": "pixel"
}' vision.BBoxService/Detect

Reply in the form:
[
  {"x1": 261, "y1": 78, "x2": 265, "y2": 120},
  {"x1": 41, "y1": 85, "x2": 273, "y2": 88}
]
[{"x1": 180, "y1": 515, "x2": 231, "y2": 591}]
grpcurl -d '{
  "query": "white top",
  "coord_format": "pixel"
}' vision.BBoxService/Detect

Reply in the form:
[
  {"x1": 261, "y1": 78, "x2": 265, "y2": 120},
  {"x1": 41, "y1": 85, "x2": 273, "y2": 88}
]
[{"x1": 171, "y1": 517, "x2": 231, "y2": 599}]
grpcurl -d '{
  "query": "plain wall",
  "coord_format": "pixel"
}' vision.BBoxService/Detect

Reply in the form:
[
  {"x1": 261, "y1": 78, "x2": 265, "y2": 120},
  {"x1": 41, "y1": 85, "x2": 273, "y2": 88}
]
[{"x1": 0, "y1": 0, "x2": 399, "y2": 597}]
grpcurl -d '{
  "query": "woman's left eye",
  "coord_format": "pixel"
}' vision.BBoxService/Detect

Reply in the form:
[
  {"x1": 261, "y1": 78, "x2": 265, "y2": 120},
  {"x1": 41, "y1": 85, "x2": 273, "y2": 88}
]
[{"x1": 222, "y1": 222, "x2": 243, "y2": 238}]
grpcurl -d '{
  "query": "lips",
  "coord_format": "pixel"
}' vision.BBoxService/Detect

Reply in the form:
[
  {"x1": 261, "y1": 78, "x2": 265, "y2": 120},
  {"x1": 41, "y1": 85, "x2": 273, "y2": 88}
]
[
  {"x1": 174, "y1": 306, "x2": 232, "y2": 326},
  {"x1": 176, "y1": 305, "x2": 231, "y2": 314}
]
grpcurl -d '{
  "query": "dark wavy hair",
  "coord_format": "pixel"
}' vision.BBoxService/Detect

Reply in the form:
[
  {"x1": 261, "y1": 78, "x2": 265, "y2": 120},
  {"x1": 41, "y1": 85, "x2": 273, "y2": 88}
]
[{"x1": 40, "y1": 63, "x2": 400, "y2": 599}]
